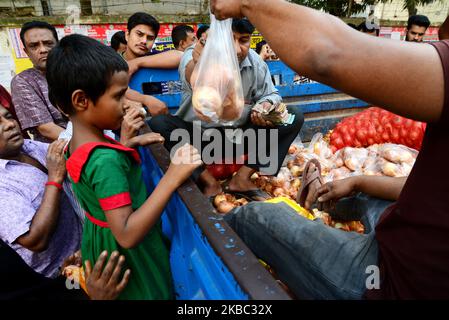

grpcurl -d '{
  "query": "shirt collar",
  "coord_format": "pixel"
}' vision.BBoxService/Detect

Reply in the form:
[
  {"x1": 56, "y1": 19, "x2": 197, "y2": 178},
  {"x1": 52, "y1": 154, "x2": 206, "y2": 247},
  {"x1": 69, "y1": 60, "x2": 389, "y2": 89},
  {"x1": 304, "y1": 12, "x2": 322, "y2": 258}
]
[
  {"x1": 0, "y1": 140, "x2": 44, "y2": 169},
  {"x1": 239, "y1": 54, "x2": 252, "y2": 70}
]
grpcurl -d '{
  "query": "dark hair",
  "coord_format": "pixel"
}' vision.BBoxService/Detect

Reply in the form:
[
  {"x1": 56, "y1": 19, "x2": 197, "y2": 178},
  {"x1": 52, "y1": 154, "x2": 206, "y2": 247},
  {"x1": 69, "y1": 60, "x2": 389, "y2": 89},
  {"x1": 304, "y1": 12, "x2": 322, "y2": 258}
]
[
  {"x1": 127, "y1": 12, "x2": 160, "y2": 35},
  {"x1": 196, "y1": 25, "x2": 209, "y2": 39},
  {"x1": 232, "y1": 18, "x2": 255, "y2": 35},
  {"x1": 46, "y1": 34, "x2": 129, "y2": 115},
  {"x1": 110, "y1": 31, "x2": 127, "y2": 51},
  {"x1": 407, "y1": 15, "x2": 430, "y2": 30},
  {"x1": 20, "y1": 21, "x2": 58, "y2": 48},
  {"x1": 358, "y1": 21, "x2": 380, "y2": 36},
  {"x1": 255, "y1": 40, "x2": 267, "y2": 54},
  {"x1": 171, "y1": 25, "x2": 195, "y2": 49}
]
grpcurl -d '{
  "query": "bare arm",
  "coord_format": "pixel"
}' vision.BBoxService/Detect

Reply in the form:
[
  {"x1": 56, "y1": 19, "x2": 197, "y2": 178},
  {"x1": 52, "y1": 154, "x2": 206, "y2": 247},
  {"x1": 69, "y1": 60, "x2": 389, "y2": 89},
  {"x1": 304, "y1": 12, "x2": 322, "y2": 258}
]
[
  {"x1": 15, "y1": 140, "x2": 67, "y2": 252},
  {"x1": 36, "y1": 122, "x2": 65, "y2": 141},
  {"x1": 439, "y1": 15, "x2": 449, "y2": 40},
  {"x1": 353, "y1": 176, "x2": 406, "y2": 201},
  {"x1": 125, "y1": 88, "x2": 168, "y2": 116},
  {"x1": 128, "y1": 50, "x2": 183, "y2": 76},
  {"x1": 212, "y1": 0, "x2": 445, "y2": 123}
]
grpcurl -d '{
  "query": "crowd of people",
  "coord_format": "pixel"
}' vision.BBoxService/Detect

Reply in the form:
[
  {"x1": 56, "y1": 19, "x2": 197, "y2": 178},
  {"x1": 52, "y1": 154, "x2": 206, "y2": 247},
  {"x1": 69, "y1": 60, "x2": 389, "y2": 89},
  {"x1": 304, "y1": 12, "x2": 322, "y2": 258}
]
[{"x1": 1, "y1": 0, "x2": 448, "y2": 300}]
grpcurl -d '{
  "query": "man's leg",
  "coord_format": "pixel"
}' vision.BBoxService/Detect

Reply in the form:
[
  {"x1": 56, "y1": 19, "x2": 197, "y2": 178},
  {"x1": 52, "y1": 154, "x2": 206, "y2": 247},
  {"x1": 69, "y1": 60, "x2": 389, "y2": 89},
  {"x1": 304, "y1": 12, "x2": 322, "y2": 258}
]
[{"x1": 225, "y1": 201, "x2": 378, "y2": 299}]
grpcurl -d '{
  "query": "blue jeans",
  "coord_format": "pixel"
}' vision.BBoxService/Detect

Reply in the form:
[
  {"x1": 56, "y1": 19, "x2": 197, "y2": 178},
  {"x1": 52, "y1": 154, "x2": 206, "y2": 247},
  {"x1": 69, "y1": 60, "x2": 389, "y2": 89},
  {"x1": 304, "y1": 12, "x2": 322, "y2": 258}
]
[{"x1": 224, "y1": 193, "x2": 393, "y2": 299}]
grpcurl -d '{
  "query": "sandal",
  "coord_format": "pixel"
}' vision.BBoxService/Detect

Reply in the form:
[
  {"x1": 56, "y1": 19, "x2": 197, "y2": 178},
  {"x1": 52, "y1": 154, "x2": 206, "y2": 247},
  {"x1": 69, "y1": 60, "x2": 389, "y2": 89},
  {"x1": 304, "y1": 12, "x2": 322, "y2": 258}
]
[{"x1": 296, "y1": 158, "x2": 324, "y2": 207}]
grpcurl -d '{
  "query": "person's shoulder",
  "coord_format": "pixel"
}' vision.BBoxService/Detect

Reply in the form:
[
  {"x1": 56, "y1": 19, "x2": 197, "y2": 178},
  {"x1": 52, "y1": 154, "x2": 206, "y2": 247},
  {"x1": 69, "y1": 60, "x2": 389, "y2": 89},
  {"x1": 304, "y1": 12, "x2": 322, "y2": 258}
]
[
  {"x1": 248, "y1": 49, "x2": 266, "y2": 66},
  {"x1": 23, "y1": 139, "x2": 49, "y2": 153},
  {"x1": 11, "y1": 68, "x2": 40, "y2": 88},
  {"x1": 87, "y1": 147, "x2": 131, "y2": 167}
]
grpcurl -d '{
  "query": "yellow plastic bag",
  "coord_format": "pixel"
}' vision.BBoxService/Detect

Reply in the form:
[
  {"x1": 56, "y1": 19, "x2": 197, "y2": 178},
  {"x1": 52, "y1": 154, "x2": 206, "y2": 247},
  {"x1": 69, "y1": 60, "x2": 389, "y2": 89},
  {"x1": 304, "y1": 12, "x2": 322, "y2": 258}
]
[{"x1": 265, "y1": 196, "x2": 315, "y2": 220}]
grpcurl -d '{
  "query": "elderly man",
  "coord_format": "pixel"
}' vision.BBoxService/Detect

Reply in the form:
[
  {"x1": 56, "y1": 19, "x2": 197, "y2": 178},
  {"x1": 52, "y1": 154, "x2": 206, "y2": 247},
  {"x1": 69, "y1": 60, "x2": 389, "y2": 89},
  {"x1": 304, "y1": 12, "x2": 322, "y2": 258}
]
[
  {"x1": 11, "y1": 21, "x2": 67, "y2": 142},
  {"x1": 0, "y1": 105, "x2": 82, "y2": 278}
]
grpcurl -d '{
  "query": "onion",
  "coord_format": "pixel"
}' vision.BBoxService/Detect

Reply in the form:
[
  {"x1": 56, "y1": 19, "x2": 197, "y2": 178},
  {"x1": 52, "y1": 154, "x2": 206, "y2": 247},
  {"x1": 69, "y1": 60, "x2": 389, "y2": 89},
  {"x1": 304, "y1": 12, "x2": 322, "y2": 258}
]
[
  {"x1": 214, "y1": 194, "x2": 227, "y2": 207},
  {"x1": 288, "y1": 145, "x2": 298, "y2": 154},
  {"x1": 264, "y1": 183, "x2": 273, "y2": 193},
  {"x1": 250, "y1": 172, "x2": 259, "y2": 181},
  {"x1": 291, "y1": 178, "x2": 301, "y2": 189},
  {"x1": 271, "y1": 177, "x2": 285, "y2": 187},
  {"x1": 217, "y1": 201, "x2": 236, "y2": 214},
  {"x1": 273, "y1": 187, "x2": 285, "y2": 197},
  {"x1": 290, "y1": 165, "x2": 302, "y2": 177},
  {"x1": 287, "y1": 160, "x2": 295, "y2": 169}
]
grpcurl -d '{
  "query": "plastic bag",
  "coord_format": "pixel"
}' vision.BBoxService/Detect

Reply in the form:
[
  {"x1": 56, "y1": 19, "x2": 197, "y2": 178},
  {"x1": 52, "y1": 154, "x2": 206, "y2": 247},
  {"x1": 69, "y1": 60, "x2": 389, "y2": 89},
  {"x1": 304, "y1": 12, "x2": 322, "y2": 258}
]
[
  {"x1": 342, "y1": 147, "x2": 369, "y2": 171},
  {"x1": 378, "y1": 143, "x2": 417, "y2": 164},
  {"x1": 191, "y1": 15, "x2": 244, "y2": 124}
]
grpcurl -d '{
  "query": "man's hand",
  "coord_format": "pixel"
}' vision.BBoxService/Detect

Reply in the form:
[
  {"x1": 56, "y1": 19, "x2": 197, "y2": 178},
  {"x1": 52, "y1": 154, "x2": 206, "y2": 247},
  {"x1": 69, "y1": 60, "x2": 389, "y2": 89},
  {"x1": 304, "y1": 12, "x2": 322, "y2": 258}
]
[
  {"x1": 306, "y1": 177, "x2": 359, "y2": 212},
  {"x1": 144, "y1": 96, "x2": 169, "y2": 116},
  {"x1": 127, "y1": 59, "x2": 140, "y2": 77},
  {"x1": 250, "y1": 102, "x2": 274, "y2": 127},
  {"x1": 211, "y1": 0, "x2": 245, "y2": 20},
  {"x1": 46, "y1": 139, "x2": 67, "y2": 184},
  {"x1": 192, "y1": 38, "x2": 207, "y2": 65},
  {"x1": 84, "y1": 251, "x2": 131, "y2": 300}
]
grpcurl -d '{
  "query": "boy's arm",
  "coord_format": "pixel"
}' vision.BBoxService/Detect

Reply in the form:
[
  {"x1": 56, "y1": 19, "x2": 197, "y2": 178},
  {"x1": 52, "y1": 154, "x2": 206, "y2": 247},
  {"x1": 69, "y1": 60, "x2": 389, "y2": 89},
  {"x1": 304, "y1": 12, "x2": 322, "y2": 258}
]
[
  {"x1": 127, "y1": 50, "x2": 183, "y2": 76},
  {"x1": 212, "y1": 0, "x2": 444, "y2": 123},
  {"x1": 102, "y1": 145, "x2": 201, "y2": 249}
]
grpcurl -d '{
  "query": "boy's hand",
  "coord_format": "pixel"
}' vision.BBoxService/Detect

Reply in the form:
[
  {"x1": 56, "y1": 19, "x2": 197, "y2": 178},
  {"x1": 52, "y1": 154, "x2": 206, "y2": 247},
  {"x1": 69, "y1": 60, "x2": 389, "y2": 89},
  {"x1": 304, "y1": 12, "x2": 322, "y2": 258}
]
[
  {"x1": 46, "y1": 139, "x2": 67, "y2": 184},
  {"x1": 84, "y1": 251, "x2": 131, "y2": 300},
  {"x1": 120, "y1": 107, "x2": 145, "y2": 146},
  {"x1": 60, "y1": 250, "x2": 82, "y2": 275},
  {"x1": 169, "y1": 144, "x2": 202, "y2": 184},
  {"x1": 128, "y1": 132, "x2": 165, "y2": 148}
]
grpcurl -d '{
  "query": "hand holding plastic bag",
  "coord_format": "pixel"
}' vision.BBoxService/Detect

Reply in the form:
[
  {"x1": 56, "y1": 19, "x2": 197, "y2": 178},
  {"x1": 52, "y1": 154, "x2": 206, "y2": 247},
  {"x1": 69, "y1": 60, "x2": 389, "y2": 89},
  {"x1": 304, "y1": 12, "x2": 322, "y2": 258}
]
[{"x1": 191, "y1": 14, "x2": 244, "y2": 124}]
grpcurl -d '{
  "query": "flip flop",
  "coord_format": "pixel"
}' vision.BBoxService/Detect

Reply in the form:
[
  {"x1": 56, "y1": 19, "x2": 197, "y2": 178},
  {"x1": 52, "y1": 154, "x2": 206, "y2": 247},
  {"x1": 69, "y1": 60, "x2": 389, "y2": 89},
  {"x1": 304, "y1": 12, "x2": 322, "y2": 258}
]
[
  {"x1": 222, "y1": 180, "x2": 270, "y2": 201},
  {"x1": 296, "y1": 158, "x2": 324, "y2": 208}
]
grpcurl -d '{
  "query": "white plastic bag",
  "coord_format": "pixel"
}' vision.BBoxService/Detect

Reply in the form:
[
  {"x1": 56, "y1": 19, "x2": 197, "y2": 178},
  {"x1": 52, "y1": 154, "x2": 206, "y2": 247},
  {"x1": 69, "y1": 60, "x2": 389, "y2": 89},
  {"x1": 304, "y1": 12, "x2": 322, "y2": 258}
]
[{"x1": 191, "y1": 15, "x2": 244, "y2": 124}]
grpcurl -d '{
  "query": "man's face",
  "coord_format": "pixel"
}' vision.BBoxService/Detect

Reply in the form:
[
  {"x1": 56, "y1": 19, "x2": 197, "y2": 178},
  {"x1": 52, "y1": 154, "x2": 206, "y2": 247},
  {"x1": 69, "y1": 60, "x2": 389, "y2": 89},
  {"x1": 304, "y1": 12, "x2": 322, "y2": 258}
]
[
  {"x1": 126, "y1": 24, "x2": 156, "y2": 57},
  {"x1": 406, "y1": 25, "x2": 427, "y2": 42},
  {"x1": 23, "y1": 28, "x2": 57, "y2": 72},
  {"x1": 180, "y1": 31, "x2": 197, "y2": 51},
  {"x1": 0, "y1": 106, "x2": 24, "y2": 158},
  {"x1": 233, "y1": 32, "x2": 251, "y2": 63}
]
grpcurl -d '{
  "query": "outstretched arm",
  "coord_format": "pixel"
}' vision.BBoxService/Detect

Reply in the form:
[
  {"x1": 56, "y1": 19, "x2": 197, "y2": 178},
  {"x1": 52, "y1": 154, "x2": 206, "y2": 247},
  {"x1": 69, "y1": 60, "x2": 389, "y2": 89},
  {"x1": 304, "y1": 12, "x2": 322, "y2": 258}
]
[{"x1": 211, "y1": 0, "x2": 444, "y2": 123}]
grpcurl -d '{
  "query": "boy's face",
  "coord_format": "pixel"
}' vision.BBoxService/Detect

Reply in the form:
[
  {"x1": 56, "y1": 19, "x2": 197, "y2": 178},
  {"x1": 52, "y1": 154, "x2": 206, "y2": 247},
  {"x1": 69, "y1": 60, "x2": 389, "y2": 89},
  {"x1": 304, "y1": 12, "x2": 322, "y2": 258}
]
[
  {"x1": 88, "y1": 71, "x2": 129, "y2": 130},
  {"x1": 233, "y1": 32, "x2": 251, "y2": 64},
  {"x1": 126, "y1": 24, "x2": 156, "y2": 57}
]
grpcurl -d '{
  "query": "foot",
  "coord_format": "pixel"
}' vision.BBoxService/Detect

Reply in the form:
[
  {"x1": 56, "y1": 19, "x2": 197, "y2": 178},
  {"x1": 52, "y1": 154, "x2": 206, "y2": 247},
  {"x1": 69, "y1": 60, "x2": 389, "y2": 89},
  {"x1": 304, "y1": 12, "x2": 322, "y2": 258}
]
[{"x1": 227, "y1": 173, "x2": 267, "y2": 201}]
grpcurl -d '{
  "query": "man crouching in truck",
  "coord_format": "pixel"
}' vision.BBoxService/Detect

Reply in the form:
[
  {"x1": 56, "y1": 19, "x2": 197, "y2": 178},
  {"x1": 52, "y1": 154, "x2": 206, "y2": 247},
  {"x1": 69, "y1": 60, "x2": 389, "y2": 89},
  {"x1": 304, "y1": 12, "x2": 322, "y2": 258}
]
[
  {"x1": 0, "y1": 104, "x2": 129, "y2": 299},
  {"x1": 149, "y1": 18, "x2": 304, "y2": 201}
]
